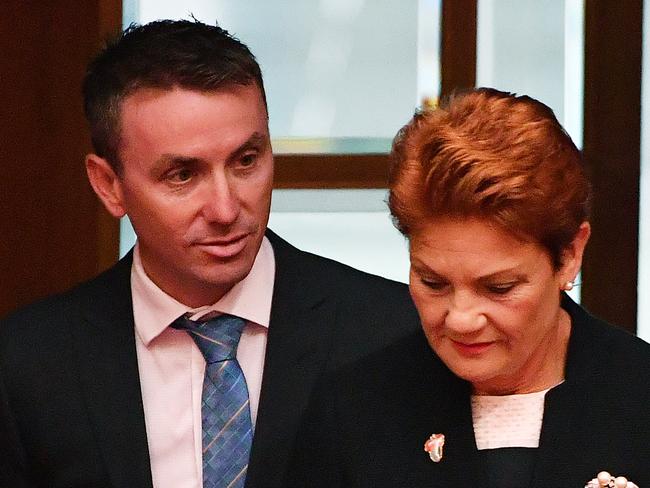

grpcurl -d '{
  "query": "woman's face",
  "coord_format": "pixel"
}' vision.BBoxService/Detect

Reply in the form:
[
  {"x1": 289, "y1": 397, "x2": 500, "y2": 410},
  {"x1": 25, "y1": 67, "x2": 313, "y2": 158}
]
[{"x1": 409, "y1": 217, "x2": 587, "y2": 395}]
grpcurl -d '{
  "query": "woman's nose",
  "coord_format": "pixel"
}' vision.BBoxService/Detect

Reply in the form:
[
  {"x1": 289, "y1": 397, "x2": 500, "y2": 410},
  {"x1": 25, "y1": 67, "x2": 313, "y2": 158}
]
[{"x1": 444, "y1": 292, "x2": 487, "y2": 334}]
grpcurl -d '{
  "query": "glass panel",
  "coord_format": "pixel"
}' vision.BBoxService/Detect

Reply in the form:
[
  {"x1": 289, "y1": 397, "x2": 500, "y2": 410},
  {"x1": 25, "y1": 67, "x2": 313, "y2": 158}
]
[
  {"x1": 120, "y1": 218, "x2": 136, "y2": 258},
  {"x1": 269, "y1": 190, "x2": 409, "y2": 283},
  {"x1": 272, "y1": 137, "x2": 390, "y2": 155},
  {"x1": 476, "y1": 0, "x2": 584, "y2": 302},
  {"x1": 476, "y1": 0, "x2": 584, "y2": 144},
  {"x1": 127, "y1": 0, "x2": 441, "y2": 154}
]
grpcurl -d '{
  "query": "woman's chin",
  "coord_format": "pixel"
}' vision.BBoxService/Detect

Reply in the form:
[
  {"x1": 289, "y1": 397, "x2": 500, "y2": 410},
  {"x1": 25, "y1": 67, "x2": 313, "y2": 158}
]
[{"x1": 443, "y1": 358, "x2": 506, "y2": 392}]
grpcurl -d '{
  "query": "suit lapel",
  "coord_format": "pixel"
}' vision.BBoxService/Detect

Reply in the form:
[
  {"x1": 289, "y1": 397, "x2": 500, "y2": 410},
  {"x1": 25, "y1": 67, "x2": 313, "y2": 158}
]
[
  {"x1": 247, "y1": 231, "x2": 339, "y2": 487},
  {"x1": 68, "y1": 253, "x2": 153, "y2": 488}
]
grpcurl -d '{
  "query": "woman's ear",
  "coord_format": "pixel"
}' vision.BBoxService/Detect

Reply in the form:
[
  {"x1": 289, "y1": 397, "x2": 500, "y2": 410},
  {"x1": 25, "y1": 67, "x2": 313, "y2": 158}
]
[
  {"x1": 85, "y1": 154, "x2": 127, "y2": 218},
  {"x1": 559, "y1": 222, "x2": 591, "y2": 288}
]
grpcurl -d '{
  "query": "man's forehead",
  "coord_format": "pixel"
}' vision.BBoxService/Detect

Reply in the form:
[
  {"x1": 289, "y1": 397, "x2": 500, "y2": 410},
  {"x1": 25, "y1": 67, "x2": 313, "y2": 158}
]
[
  {"x1": 120, "y1": 83, "x2": 265, "y2": 109},
  {"x1": 115, "y1": 84, "x2": 269, "y2": 164},
  {"x1": 116, "y1": 84, "x2": 268, "y2": 140}
]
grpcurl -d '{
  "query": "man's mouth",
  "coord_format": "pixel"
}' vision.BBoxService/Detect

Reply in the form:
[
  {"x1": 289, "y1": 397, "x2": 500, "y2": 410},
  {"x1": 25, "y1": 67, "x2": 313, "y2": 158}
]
[{"x1": 193, "y1": 232, "x2": 250, "y2": 259}]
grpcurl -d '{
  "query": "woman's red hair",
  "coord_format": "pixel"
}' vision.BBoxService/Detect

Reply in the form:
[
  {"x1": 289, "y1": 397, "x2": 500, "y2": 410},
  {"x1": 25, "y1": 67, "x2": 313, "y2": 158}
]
[{"x1": 389, "y1": 88, "x2": 591, "y2": 268}]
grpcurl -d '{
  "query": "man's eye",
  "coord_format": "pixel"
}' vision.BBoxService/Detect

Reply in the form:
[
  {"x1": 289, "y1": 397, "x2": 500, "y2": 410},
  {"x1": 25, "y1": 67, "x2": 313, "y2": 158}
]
[
  {"x1": 487, "y1": 283, "x2": 516, "y2": 295},
  {"x1": 169, "y1": 168, "x2": 194, "y2": 182},
  {"x1": 240, "y1": 153, "x2": 258, "y2": 167}
]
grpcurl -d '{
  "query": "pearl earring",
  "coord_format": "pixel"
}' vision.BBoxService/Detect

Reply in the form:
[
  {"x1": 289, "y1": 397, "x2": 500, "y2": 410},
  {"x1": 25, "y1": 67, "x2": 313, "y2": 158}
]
[{"x1": 562, "y1": 281, "x2": 574, "y2": 291}]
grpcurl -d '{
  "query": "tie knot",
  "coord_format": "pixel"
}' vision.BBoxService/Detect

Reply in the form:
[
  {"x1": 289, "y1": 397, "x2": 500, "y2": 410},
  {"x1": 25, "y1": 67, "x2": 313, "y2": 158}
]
[{"x1": 171, "y1": 313, "x2": 246, "y2": 363}]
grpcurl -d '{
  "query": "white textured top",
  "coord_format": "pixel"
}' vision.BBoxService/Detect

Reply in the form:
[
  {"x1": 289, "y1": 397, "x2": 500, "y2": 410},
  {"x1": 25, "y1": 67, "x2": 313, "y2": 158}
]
[{"x1": 471, "y1": 388, "x2": 551, "y2": 450}]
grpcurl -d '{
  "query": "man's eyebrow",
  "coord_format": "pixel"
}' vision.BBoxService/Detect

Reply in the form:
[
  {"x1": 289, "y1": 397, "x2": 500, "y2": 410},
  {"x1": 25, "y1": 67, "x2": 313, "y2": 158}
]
[
  {"x1": 149, "y1": 132, "x2": 269, "y2": 174},
  {"x1": 226, "y1": 132, "x2": 269, "y2": 163},
  {"x1": 150, "y1": 155, "x2": 203, "y2": 175}
]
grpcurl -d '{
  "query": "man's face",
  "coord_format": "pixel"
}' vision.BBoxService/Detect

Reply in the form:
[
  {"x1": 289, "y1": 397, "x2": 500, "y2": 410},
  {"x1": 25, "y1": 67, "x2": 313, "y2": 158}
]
[{"x1": 95, "y1": 85, "x2": 273, "y2": 307}]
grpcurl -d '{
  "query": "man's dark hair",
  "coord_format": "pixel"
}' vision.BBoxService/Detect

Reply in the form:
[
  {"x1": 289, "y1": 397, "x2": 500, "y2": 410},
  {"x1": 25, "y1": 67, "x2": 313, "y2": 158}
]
[{"x1": 83, "y1": 19, "x2": 266, "y2": 173}]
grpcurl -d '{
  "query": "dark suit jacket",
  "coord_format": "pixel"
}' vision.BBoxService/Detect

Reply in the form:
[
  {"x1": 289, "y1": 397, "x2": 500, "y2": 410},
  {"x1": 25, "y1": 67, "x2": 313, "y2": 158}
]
[
  {"x1": 0, "y1": 230, "x2": 420, "y2": 488},
  {"x1": 289, "y1": 295, "x2": 650, "y2": 487}
]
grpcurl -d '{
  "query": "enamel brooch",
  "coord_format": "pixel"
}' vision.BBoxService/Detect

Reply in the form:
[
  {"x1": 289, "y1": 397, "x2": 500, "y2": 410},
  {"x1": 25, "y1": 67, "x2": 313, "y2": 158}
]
[{"x1": 424, "y1": 433, "x2": 445, "y2": 463}]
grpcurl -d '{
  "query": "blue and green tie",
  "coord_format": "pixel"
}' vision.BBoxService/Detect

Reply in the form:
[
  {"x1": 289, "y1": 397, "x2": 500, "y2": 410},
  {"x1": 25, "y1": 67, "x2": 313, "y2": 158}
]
[{"x1": 172, "y1": 313, "x2": 253, "y2": 488}]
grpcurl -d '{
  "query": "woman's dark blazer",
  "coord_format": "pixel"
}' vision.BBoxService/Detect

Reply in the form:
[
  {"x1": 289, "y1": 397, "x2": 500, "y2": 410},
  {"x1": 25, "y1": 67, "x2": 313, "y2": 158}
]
[{"x1": 288, "y1": 295, "x2": 650, "y2": 487}]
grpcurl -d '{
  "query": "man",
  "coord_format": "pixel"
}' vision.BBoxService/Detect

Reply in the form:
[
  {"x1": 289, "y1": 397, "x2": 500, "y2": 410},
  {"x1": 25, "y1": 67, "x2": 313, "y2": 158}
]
[{"x1": 0, "y1": 20, "x2": 419, "y2": 488}]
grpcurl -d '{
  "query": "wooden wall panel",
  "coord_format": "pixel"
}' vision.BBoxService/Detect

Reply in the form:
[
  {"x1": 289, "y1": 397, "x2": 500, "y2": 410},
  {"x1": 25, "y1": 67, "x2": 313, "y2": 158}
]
[
  {"x1": 274, "y1": 154, "x2": 390, "y2": 189},
  {"x1": 440, "y1": 0, "x2": 477, "y2": 98},
  {"x1": 581, "y1": 1, "x2": 643, "y2": 333},
  {"x1": 0, "y1": 1, "x2": 121, "y2": 318}
]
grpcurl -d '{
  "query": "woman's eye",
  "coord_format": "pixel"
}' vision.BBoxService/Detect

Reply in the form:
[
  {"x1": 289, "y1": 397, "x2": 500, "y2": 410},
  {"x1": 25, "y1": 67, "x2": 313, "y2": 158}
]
[
  {"x1": 487, "y1": 283, "x2": 516, "y2": 295},
  {"x1": 422, "y1": 279, "x2": 446, "y2": 291}
]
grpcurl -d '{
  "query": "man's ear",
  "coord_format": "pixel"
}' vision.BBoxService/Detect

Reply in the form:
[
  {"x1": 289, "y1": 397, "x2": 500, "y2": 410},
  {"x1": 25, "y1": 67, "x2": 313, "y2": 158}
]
[
  {"x1": 559, "y1": 221, "x2": 591, "y2": 286},
  {"x1": 85, "y1": 154, "x2": 127, "y2": 218}
]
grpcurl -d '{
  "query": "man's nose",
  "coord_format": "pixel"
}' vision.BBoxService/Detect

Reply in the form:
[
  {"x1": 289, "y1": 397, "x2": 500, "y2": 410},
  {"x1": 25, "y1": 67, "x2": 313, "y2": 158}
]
[
  {"x1": 201, "y1": 173, "x2": 240, "y2": 225},
  {"x1": 444, "y1": 291, "x2": 486, "y2": 334}
]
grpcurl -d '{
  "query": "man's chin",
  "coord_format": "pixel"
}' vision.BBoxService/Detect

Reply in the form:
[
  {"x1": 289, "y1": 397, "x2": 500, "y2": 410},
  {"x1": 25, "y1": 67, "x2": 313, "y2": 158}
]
[
  {"x1": 203, "y1": 250, "x2": 257, "y2": 286},
  {"x1": 206, "y1": 267, "x2": 252, "y2": 295},
  {"x1": 188, "y1": 230, "x2": 263, "y2": 299}
]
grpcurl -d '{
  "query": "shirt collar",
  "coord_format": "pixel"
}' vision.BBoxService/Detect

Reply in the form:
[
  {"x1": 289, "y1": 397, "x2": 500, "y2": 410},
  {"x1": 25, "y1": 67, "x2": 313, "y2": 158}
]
[{"x1": 131, "y1": 236, "x2": 275, "y2": 347}]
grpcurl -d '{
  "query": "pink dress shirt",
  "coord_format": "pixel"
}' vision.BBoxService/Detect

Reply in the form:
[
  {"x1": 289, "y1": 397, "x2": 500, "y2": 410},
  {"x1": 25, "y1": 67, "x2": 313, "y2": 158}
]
[{"x1": 130, "y1": 237, "x2": 275, "y2": 488}]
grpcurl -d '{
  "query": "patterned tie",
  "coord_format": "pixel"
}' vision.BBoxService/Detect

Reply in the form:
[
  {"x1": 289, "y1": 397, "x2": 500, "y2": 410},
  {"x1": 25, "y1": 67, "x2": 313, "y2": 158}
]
[{"x1": 172, "y1": 313, "x2": 253, "y2": 488}]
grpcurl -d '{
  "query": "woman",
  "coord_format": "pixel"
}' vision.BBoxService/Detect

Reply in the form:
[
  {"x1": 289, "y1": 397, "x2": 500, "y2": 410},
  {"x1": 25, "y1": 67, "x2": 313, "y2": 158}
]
[{"x1": 288, "y1": 89, "x2": 650, "y2": 488}]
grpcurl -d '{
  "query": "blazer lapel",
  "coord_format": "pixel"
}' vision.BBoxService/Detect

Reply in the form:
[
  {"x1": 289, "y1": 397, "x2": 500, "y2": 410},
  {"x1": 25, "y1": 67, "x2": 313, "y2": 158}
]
[
  {"x1": 372, "y1": 346, "x2": 482, "y2": 488},
  {"x1": 432, "y1": 375, "x2": 482, "y2": 486},
  {"x1": 530, "y1": 296, "x2": 604, "y2": 488},
  {"x1": 246, "y1": 231, "x2": 339, "y2": 487},
  {"x1": 68, "y1": 254, "x2": 153, "y2": 488},
  {"x1": 531, "y1": 381, "x2": 590, "y2": 487}
]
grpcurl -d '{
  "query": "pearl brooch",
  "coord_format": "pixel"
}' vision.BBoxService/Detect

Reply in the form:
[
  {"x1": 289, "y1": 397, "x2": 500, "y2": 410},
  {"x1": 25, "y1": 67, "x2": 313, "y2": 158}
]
[{"x1": 584, "y1": 470, "x2": 639, "y2": 488}]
